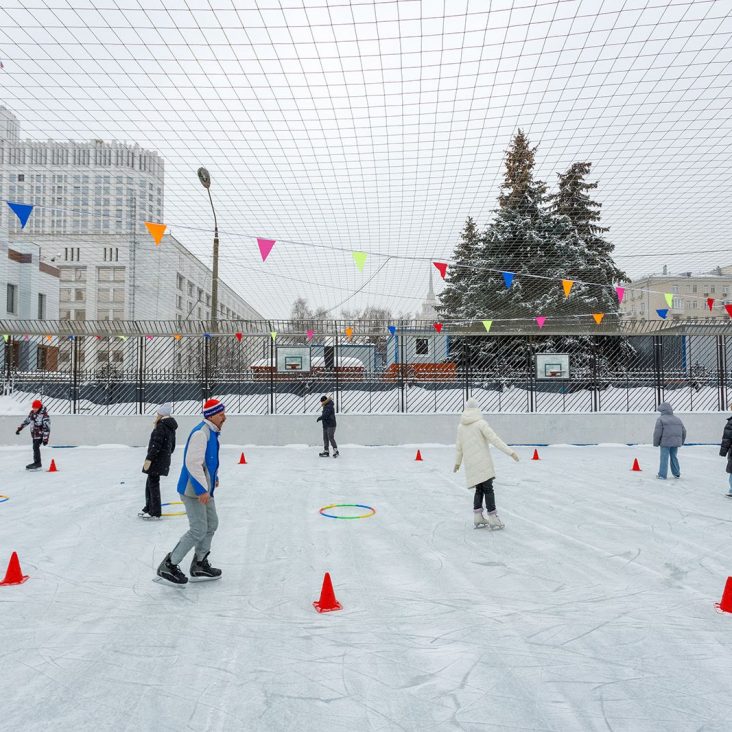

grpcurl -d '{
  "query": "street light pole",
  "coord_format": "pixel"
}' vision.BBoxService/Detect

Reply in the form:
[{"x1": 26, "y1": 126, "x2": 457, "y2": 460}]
[{"x1": 197, "y1": 167, "x2": 218, "y2": 331}]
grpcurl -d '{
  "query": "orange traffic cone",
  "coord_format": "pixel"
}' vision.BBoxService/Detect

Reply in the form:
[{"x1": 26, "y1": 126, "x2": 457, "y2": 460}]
[
  {"x1": 631, "y1": 458, "x2": 641, "y2": 472},
  {"x1": 48, "y1": 459, "x2": 58, "y2": 473},
  {"x1": 313, "y1": 572, "x2": 342, "y2": 613},
  {"x1": 415, "y1": 450, "x2": 423, "y2": 461},
  {"x1": 238, "y1": 452, "x2": 247, "y2": 465},
  {"x1": 532, "y1": 449, "x2": 540, "y2": 461},
  {"x1": 716, "y1": 577, "x2": 732, "y2": 613},
  {"x1": 0, "y1": 551, "x2": 29, "y2": 586}
]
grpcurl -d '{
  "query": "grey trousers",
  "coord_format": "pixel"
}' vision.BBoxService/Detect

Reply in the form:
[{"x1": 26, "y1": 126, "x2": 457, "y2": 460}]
[
  {"x1": 323, "y1": 426, "x2": 337, "y2": 451},
  {"x1": 170, "y1": 494, "x2": 219, "y2": 565}
]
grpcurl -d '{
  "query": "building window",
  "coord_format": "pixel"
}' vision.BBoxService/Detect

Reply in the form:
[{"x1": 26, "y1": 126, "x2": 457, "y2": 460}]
[
  {"x1": 176, "y1": 294, "x2": 182, "y2": 310},
  {"x1": 672, "y1": 286, "x2": 679, "y2": 294},
  {"x1": 672, "y1": 297, "x2": 683, "y2": 310},
  {"x1": 17, "y1": 174, "x2": 24, "y2": 182},
  {"x1": 177, "y1": 274, "x2": 184, "y2": 290},
  {"x1": 64, "y1": 247, "x2": 81, "y2": 262},
  {"x1": 103, "y1": 247, "x2": 119, "y2": 262},
  {"x1": 97, "y1": 266, "x2": 124, "y2": 283},
  {"x1": 6, "y1": 284, "x2": 17, "y2": 314},
  {"x1": 416, "y1": 338, "x2": 429, "y2": 355},
  {"x1": 187, "y1": 282, "x2": 194, "y2": 297},
  {"x1": 692, "y1": 285, "x2": 697, "y2": 293},
  {"x1": 37, "y1": 293, "x2": 46, "y2": 319},
  {"x1": 712, "y1": 286, "x2": 716, "y2": 293}
]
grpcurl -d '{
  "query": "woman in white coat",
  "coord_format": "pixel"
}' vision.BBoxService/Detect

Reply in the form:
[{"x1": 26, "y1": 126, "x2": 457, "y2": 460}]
[{"x1": 454, "y1": 397, "x2": 519, "y2": 529}]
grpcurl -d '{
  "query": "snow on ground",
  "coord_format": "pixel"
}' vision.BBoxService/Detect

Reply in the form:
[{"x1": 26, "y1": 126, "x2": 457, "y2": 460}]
[{"x1": 1, "y1": 443, "x2": 731, "y2": 731}]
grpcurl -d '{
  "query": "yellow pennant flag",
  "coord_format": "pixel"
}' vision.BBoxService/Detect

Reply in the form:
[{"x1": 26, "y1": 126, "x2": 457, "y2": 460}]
[
  {"x1": 345, "y1": 326, "x2": 353, "y2": 339},
  {"x1": 352, "y1": 251, "x2": 367, "y2": 271},
  {"x1": 562, "y1": 279, "x2": 574, "y2": 297},
  {"x1": 270, "y1": 331, "x2": 277, "y2": 341},
  {"x1": 144, "y1": 221, "x2": 167, "y2": 246},
  {"x1": 592, "y1": 313, "x2": 604, "y2": 325},
  {"x1": 664, "y1": 292, "x2": 673, "y2": 308},
  {"x1": 482, "y1": 320, "x2": 493, "y2": 332}
]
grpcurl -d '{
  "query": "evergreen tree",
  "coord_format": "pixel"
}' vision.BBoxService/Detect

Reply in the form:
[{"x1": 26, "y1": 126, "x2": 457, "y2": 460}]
[{"x1": 436, "y1": 216, "x2": 480, "y2": 320}]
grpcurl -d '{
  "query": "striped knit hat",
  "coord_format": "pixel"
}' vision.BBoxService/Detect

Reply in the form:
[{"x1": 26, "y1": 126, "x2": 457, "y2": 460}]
[{"x1": 203, "y1": 398, "x2": 225, "y2": 418}]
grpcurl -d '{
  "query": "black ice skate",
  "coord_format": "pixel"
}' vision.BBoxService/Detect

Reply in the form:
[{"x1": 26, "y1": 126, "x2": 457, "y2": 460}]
[
  {"x1": 319, "y1": 451, "x2": 329, "y2": 457},
  {"x1": 156, "y1": 553, "x2": 188, "y2": 585},
  {"x1": 138, "y1": 510, "x2": 161, "y2": 520},
  {"x1": 190, "y1": 551, "x2": 222, "y2": 581},
  {"x1": 332, "y1": 450, "x2": 339, "y2": 458},
  {"x1": 25, "y1": 462, "x2": 42, "y2": 471}
]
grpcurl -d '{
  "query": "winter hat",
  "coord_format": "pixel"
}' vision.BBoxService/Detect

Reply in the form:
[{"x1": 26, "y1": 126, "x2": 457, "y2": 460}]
[
  {"x1": 32, "y1": 399, "x2": 42, "y2": 410},
  {"x1": 203, "y1": 398, "x2": 225, "y2": 418},
  {"x1": 320, "y1": 395, "x2": 328, "y2": 402},
  {"x1": 466, "y1": 397, "x2": 479, "y2": 409},
  {"x1": 157, "y1": 402, "x2": 172, "y2": 417}
]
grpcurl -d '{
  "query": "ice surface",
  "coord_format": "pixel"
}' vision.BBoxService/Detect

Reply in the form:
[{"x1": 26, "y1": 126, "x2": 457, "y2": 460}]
[{"x1": 1, "y1": 443, "x2": 731, "y2": 731}]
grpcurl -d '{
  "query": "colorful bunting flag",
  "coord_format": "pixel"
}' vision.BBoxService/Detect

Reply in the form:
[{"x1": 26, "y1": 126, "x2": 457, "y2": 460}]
[
  {"x1": 502, "y1": 271, "x2": 515, "y2": 289},
  {"x1": 707, "y1": 298, "x2": 715, "y2": 311},
  {"x1": 306, "y1": 329, "x2": 314, "y2": 342},
  {"x1": 388, "y1": 325, "x2": 397, "y2": 335},
  {"x1": 23, "y1": 334, "x2": 30, "y2": 341},
  {"x1": 433, "y1": 262, "x2": 448, "y2": 279},
  {"x1": 592, "y1": 313, "x2": 604, "y2": 325},
  {"x1": 535, "y1": 316, "x2": 546, "y2": 328},
  {"x1": 257, "y1": 238, "x2": 276, "y2": 262},
  {"x1": 6, "y1": 201, "x2": 34, "y2": 229},
  {"x1": 615, "y1": 286, "x2": 625, "y2": 304},
  {"x1": 45, "y1": 335, "x2": 52, "y2": 342},
  {"x1": 174, "y1": 334, "x2": 182, "y2": 341},
  {"x1": 562, "y1": 279, "x2": 574, "y2": 298},
  {"x1": 270, "y1": 331, "x2": 277, "y2": 341},
  {"x1": 145, "y1": 335, "x2": 153, "y2": 341},
  {"x1": 433, "y1": 322, "x2": 443, "y2": 333},
  {"x1": 144, "y1": 221, "x2": 166, "y2": 246},
  {"x1": 482, "y1": 320, "x2": 493, "y2": 332},
  {"x1": 725, "y1": 304, "x2": 732, "y2": 318},
  {"x1": 656, "y1": 309, "x2": 668, "y2": 319},
  {"x1": 117, "y1": 335, "x2": 127, "y2": 341},
  {"x1": 203, "y1": 333, "x2": 212, "y2": 339},
  {"x1": 352, "y1": 251, "x2": 367, "y2": 272},
  {"x1": 664, "y1": 293, "x2": 673, "y2": 308},
  {"x1": 2, "y1": 334, "x2": 8, "y2": 342},
  {"x1": 345, "y1": 326, "x2": 353, "y2": 339},
  {"x1": 67, "y1": 335, "x2": 75, "y2": 341},
  {"x1": 235, "y1": 332, "x2": 243, "y2": 342}
]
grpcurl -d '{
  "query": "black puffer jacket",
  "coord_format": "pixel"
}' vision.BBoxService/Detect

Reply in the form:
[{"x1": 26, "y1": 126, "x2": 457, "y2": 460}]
[
  {"x1": 719, "y1": 416, "x2": 732, "y2": 474},
  {"x1": 317, "y1": 398, "x2": 337, "y2": 428},
  {"x1": 143, "y1": 417, "x2": 178, "y2": 476}
]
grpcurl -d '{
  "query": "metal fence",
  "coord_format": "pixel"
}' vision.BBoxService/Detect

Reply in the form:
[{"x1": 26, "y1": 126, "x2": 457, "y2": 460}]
[{"x1": 0, "y1": 319, "x2": 730, "y2": 415}]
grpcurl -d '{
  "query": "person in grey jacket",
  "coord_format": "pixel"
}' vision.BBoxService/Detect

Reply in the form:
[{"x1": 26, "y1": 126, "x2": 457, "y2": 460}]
[{"x1": 653, "y1": 402, "x2": 686, "y2": 479}]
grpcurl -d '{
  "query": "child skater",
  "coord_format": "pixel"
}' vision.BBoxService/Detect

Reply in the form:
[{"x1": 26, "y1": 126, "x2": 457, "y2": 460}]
[
  {"x1": 139, "y1": 403, "x2": 178, "y2": 519},
  {"x1": 16, "y1": 399, "x2": 51, "y2": 470}
]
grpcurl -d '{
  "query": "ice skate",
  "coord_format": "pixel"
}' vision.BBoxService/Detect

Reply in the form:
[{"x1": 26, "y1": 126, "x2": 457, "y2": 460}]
[
  {"x1": 333, "y1": 450, "x2": 339, "y2": 458},
  {"x1": 486, "y1": 511, "x2": 505, "y2": 530},
  {"x1": 319, "y1": 451, "x2": 329, "y2": 457},
  {"x1": 138, "y1": 510, "x2": 161, "y2": 520},
  {"x1": 156, "y1": 553, "x2": 188, "y2": 585},
  {"x1": 473, "y1": 510, "x2": 489, "y2": 528},
  {"x1": 25, "y1": 462, "x2": 42, "y2": 471},
  {"x1": 726, "y1": 491, "x2": 732, "y2": 498},
  {"x1": 190, "y1": 551, "x2": 222, "y2": 581}
]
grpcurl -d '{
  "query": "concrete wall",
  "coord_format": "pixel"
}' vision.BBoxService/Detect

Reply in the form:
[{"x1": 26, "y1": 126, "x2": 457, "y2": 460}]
[{"x1": 0, "y1": 412, "x2": 725, "y2": 448}]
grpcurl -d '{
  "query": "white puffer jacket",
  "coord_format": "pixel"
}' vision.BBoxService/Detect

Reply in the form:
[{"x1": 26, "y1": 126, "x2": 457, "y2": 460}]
[{"x1": 455, "y1": 407, "x2": 514, "y2": 487}]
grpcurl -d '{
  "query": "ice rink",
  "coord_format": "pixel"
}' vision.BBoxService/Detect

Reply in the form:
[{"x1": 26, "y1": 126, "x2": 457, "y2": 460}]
[{"x1": 1, "y1": 441, "x2": 731, "y2": 731}]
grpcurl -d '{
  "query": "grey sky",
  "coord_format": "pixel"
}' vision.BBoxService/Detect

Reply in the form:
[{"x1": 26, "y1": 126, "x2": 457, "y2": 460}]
[{"x1": 1, "y1": 0, "x2": 731, "y2": 318}]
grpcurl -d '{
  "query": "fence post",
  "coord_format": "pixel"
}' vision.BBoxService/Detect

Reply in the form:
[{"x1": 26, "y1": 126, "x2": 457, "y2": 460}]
[
  {"x1": 717, "y1": 335, "x2": 726, "y2": 411},
  {"x1": 203, "y1": 336, "x2": 210, "y2": 402},
  {"x1": 463, "y1": 337, "x2": 470, "y2": 405},
  {"x1": 269, "y1": 331, "x2": 275, "y2": 414},
  {"x1": 399, "y1": 321, "x2": 406, "y2": 412},
  {"x1": 71, "y1": 337, "x2": 79, "y2": 415},
  {"x1": 137, "y1": 336, "x2": 145, "y2": 415},
  {"x1": 526, "y1": 338, "x2": 535, "y2": 413},
  {"x1": 591, "y1": 340, "x2": 599, "y2": 412},
  {"x1": 653, "y1": 335, "x2": 664, "y2": 407}
]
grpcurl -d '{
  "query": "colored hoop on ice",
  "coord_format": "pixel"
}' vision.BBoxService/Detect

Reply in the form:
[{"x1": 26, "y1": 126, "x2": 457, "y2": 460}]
[
  {"x1": 0, "y1": 495, "x2": 8, "y2": 503},
  {"x1": 161, "y1": 501, "x2": 185, "y2": 517},
  {"x1": 319, "y1": 503, "x2": 375, "y2": 520}
]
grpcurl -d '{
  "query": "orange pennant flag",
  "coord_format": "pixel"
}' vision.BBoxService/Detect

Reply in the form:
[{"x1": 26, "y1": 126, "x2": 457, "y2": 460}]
[
  {"x1": 562, "y1": 279, "x2": 573, "y2": 297},
  {"x1": 592, "y1": 313, "x2": 604, "y2": 325},
  {"x1": 345, "y1": 326, "x2": 353, "y2": 339},
  {"x1": 174, "y1": 333, "x2": 182, "y2": 341},
  {"x1": 144, "y1": 221, "x2": 167, "y2": 246}
]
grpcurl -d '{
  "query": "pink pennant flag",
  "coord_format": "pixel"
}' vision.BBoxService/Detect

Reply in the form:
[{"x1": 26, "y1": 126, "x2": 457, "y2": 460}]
[
  {"x1": 257, "y1": 238, "x2": 276, "y2": 262},
  {"x1": 535, "y1": 316, "x2": 546, "y2": 329},
  {"x1": 145, "y1": 335, "x2": 154, "y2": 341},
  {"x1": 615, "y1": 286, "x2": 625, "y2": 304},
  {"x1": 306, "y1": 329, "x2": 314, "y2": 342}
]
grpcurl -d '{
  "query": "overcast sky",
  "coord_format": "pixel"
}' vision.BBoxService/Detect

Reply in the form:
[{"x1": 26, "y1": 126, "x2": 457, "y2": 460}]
[{"x1": 1, "y1": 0, "x2": 731, "y2": 318}]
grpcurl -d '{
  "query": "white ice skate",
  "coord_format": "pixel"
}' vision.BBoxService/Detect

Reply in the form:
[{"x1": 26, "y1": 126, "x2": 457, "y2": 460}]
[
  {"x1": 473, "y1": 510, "x2": 489, "y2": 528},
  {"x1": 486, "y1": 511, "x2": 505, "y2": 530}
]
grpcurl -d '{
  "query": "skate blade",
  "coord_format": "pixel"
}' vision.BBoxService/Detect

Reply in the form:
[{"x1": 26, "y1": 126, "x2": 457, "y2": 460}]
[
  {"x1": 473, "y1": 524, "x2": 488, "y2": 529},
  {"x1": 152, "y1": 576, "x2": 187, "y2": 588},
  {"x1": 189, "y1": 575, "x2": 222, "y2": 582},
  {"x1": 139, "y1": 516, "x2": 162, "y2": 521}
]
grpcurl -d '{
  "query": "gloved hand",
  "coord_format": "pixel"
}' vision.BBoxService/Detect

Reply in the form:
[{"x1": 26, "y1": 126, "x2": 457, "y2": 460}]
[
  {"x1": 316, "y1": 417, "x2": 321, "y2": 422},
  {"x1": 511, "y1": 452, "x2": 520, "y2": 462},
  {"x1": 142, "y1": 459, "x2": 151, "y2": 472},
  {"x1": 43, "y1": 439, "x2": 48, "y2": 446},
  {"x1": 453, "y1": 464, "x2": 460, "y2": 473},
  {"x1": 15, "y1": 428, "x2": 21, "y2": 435}
]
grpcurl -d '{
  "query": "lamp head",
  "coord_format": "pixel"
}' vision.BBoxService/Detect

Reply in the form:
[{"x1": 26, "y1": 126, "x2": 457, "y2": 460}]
[{"x1": 197, "y1": 167, "x2": 211, "y2": 189}]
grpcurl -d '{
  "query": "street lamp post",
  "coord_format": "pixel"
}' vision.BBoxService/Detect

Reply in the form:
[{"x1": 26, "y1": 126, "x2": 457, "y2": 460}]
[{"x1": 197, "y1": 167, "x2": 219, "y2": 331}]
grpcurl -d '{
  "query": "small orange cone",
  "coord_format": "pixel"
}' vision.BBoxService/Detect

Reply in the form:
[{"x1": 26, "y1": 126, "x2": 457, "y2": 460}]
[
  {"x1": 631, "y1": 458, "x2": 641, "y2": 472},
  {"x1": 48, "y1": 459, "x2": 58, "y2": 472},
  {"x1": 415, "y1": 450, "x2": 423, "y2": 461},
  {"x1": 238, "y1": 452, "x2": 247, "y2": 465},
  {"x1": 532, "y1": 449, "x2": 540, "y2": 460},
  {"x1": 313, "y1": 572, "x2": 342, "y2": 613},
  {"x1": 0, "y1": 552, "x2": 29, "y2": 586},
  {"x1": 716, "y1": 577, "x2": 732, "y2": 613}
]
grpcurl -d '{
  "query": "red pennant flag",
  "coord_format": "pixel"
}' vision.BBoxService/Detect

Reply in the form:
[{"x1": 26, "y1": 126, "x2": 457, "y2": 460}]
[
  {"x1": 433, "y1": 322, "x2": 443, "y2": 333},
  {"x1": 235, "y1": 332, "x2": 243, "y2": 342},
  {"x1": 707, "y1": 298, "x2": 715, "y2": 311},
  {"x1": 433, "y1": 262, "x2": 448, "y2": 279},
  {"x1": 725, "y1": 305, "x2": 732, "y2": 318}
]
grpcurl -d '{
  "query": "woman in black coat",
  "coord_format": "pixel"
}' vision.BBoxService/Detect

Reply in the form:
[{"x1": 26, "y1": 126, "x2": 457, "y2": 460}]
[
  {"x1": 719, "y1": 409, "x2": 732, "y2": 497},
  {"x1": 139, "y1": 403, "x2": 178, "y2": 519}
]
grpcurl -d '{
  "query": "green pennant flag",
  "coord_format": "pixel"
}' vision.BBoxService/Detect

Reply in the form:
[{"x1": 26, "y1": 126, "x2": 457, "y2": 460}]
[
  {"x1": 482, "y1": 320, "x2": 493, "y2": 333},
  {"x1": 270, "y1": 331, "x2": 277, "y2": 341},
  {"x1": 664, "y1": 292, "x2": 673, "y2": 308},
  {"x1": 352, "y1": 251, "x2": 367, "y2": 272}
]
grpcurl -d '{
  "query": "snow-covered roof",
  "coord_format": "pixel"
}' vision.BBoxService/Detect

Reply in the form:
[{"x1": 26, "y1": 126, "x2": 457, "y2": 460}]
[{"x1": 251, "y1": 356, "x2": 365, "y2": 369}]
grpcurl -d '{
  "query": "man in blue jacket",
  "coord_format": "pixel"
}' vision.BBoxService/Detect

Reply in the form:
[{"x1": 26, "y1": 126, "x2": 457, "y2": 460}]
[{"x1": 157, "y1": 399, "x2": 226, "y2": 585}]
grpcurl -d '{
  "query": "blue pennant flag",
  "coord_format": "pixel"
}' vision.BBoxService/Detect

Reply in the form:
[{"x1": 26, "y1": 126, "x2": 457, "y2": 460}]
[
  {"x1": 502, "y1": 271, "x2": 515, "y2": 288},
  {"x1": 7, "y1": 201, "x2": 34, "y2": 229},
  {"x1": 656, "y1": 309, "x2": 669, "y2": 320},
  {"x1": 387, "y1": 325, "x2": 397, "y2": 335},
  {"x1": 67, "y1": 335, "x2": 75, "y2": 341},
  {"x1": 203, "y1": 332, "x2": 212, "y2": 339}
]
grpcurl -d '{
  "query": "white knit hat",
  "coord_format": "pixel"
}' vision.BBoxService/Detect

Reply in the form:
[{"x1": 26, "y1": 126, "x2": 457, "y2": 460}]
[
  {"x1": 466, "y1": 397, "x2": 479, "y2": 409},
  {"x1": 157, "y1": 402, "x2": 172, "y2": 417}
]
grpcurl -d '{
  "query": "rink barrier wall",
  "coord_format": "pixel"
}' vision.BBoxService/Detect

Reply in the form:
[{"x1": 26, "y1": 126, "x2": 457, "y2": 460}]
[{"x1": 0, "y1": 413, "x2": 726, "y2": 447}]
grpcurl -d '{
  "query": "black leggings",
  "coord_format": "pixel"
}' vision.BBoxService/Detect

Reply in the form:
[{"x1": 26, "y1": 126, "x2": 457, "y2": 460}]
[
  {"x1": 473, "y1": 478, "x2": 495, "y2": 513},
  {"x1": 144, "y1": 473, "x2": 162, "y2": 517}
]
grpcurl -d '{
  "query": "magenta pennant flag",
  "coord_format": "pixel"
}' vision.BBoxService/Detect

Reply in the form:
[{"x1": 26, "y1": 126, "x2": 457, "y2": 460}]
[
  {"x1": 535, "y1": 316, "x2": 546, "y2": 328},
  {"x1": 257, "y1": 238, "x2": 276, "y2": 262},
  {"x1": 306, "y1": 329, "x2": 314, "y2": 342},
  {"x1": 615, "y1": 286, "x2": 625, "y2": 304}
]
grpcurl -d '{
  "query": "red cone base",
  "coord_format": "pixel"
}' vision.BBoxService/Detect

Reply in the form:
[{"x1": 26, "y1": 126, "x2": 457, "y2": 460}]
[
  {"x1": 48, "y1": 459, "x2": 58, "y2": 472},
  {"x1": 631, "y1": 458, "x2": 641, "y2": 472},
  {"x1": 415, "y1": 450, "x2": 423, "y2": 461},
  {"x1": 716, "y1": 576, "x2": 732, "y2": 613},
  {"x1": 0, "y1": 552, "x2": 29, "y2": 586},
  {"x1": 238, "y1": 452, "x2": 247, "y2": 464},
  {"x1": 313, "y1": 572, "x2": 342, "y2": 613},
  {"x1": 532, "y1": 449, "x2": 540, "y2": 461}
]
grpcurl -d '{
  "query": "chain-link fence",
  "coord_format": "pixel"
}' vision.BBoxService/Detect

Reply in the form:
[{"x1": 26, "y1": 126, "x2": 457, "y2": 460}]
[{"x1": 0, "y1": 319, "x2": 729, "y2": 415}]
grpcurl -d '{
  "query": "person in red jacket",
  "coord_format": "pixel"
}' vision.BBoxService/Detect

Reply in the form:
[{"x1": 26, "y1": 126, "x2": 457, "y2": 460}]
[{"x1": 16, "y1": 399, "x2": 51, "y2": 470}]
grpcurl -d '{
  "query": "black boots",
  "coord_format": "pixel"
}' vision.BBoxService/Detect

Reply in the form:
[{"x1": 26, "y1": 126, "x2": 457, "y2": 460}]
[{"x1": 190, "y1": 551, "x2": 222, "y2": 580}]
